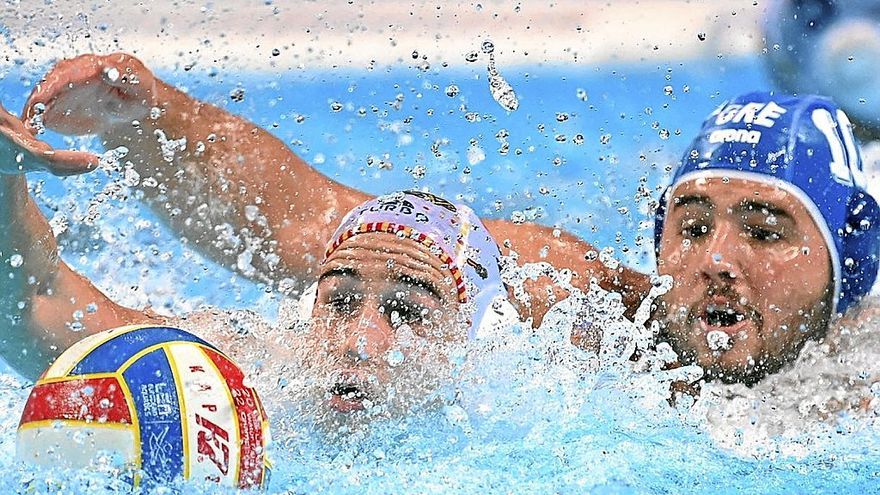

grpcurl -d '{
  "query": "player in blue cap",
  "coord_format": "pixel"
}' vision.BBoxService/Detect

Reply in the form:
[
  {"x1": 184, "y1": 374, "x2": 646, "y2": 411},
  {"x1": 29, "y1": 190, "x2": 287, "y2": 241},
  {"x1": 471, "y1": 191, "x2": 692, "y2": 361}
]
[
  {"x1": 9, "y1": 52, "x2": 880, "y2": 387},
  {"x1": 653, "y1": 91, "x2": 880, "y2": 384}
]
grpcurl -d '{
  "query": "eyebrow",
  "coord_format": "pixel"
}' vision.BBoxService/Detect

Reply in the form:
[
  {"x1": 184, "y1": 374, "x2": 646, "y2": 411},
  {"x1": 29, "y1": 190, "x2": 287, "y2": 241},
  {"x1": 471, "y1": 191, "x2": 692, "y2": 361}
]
[
  {"x1": 672, "y1": 194, "x2": 713, "y2": 210},
  {"x1": 735, "y1": 200, "x2": 794, "y2": 221},
  {"x1": 317, "y1": 266, "x2": 446, "y2": 302},
  {"x1": 317, "y1": 266, "x2": 359, "y2": 285}
]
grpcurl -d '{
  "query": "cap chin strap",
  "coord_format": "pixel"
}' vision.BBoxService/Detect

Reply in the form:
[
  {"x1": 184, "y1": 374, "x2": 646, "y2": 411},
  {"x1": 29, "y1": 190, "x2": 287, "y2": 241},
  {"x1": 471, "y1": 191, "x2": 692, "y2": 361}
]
[
  {"x1": 297, "y1": 282, "x2": 319, "y2": 320},
  {"x1": 472, "y1": 295, "x2": 520, "y2": 340}
]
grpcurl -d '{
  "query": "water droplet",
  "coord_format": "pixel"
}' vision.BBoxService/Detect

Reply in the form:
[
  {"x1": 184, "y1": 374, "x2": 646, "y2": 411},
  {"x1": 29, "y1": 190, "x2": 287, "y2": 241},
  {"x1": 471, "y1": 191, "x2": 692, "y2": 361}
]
[
  {"x1": 662, "y1": 85, "x2": 674, "y2": 96},
  {"x1": 465, "y1": 51, "x2": 479, "y2": 63},
  {"x1": 599, "y1": 134, "x2": 611, "y2": 145},
  {"x1": 706, "y1": 330, "x2": 732, "y2": 352},
  {"x1": 575, "y1": 88, "x2": 588, "y2": 101},
  {"x1": 481, "y1": 40, "x2": 495, "y2": 54},
  {"x1": 697, "y1": 32, "x2": 707, "y2": 41},
  {"x1": 229, "y1": 87, "x2": 245, "y2": 102},
  {"x1": 104, "y1": 67, "x2": 120, "y2": 82},
  {"x1": 467, "y1": 143, "x2": 486, "y2": 165},
  {"x1": 487, "y1": 53, "x2": 519, "y2": 111},
  {"x1": 330, "y1": 101, "x2": 343, "y2": 112},
  {"x1": 658, "y1": 128, "x2": 670, "y2": 140},
  {"x1": 385, "y1": 349, "x2": 405, "y2": 367},
  {"x1": 510, "y1": 211, "x2": 526, "y2": 224},
  {"x1": 9, "y1": 254, "x2": 23, "y2": 268},
  {"x1": 445, "y1": 84, "x2": 459, "y2": 97},
  {"x1": 555, "y1": 112, "x2": 569, "y2": 122}
]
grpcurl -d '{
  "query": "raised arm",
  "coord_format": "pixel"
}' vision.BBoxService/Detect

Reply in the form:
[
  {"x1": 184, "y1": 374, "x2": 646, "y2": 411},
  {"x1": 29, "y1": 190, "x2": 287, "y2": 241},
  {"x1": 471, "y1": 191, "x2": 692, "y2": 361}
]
[
  {"x1": 0, "y1": 105, "x2": 152, "y2": 379},
  {"x1": 25, "y1": 53, "x2": 370, "y2": 291},
  {"x1": 25, "y1": 53, "x2": 651, "y2": 322}
]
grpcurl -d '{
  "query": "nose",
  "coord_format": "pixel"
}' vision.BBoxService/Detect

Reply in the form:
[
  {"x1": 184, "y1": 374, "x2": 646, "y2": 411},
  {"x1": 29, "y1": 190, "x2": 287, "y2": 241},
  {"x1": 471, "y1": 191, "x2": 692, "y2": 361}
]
[
  {"x1": 700, "y1": 220, "x2": 748, "y2": 285},
  {"x1": 341, "y1": 306, "x2": 393, "y2": 362}
]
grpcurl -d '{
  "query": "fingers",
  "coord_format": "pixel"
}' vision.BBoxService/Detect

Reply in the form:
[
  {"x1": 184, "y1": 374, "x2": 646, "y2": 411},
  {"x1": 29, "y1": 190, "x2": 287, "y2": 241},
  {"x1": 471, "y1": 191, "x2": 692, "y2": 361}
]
[
  {"x1": 23, "y1": 52, "x2": 155, "y2": 134},
  {"x1": 42, "y1": 149, "x2": 100, "y2": 176},
  {"x1": 24, "y1": 55, "x2": 99, "y2": 121},
  {"x1": 0, "y1": 104, "x2": 98, "y2": 176}
]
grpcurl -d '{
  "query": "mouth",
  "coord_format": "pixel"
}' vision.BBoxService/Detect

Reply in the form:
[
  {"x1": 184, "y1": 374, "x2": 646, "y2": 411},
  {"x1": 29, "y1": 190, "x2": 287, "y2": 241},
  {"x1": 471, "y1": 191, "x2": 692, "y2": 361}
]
[
  {"x1": 328, "y1": 370, "x2": 372, "y2": 413},
  {"x1": 695, "y1": 297, "x2": 758, "y2": 351},
  {"x1": 704, "y1": 302, "x2": 746, "y2": 329}
]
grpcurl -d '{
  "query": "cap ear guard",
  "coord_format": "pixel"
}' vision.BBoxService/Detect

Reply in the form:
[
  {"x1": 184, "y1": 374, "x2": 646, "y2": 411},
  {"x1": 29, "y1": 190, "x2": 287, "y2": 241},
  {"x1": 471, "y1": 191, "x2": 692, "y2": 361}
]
[
  {"x1": 653, "y1": 187, "x2": 671, "y2": 262},
  {"x1": 839, "y1": 189, "x2": 880, "y2": 313}
]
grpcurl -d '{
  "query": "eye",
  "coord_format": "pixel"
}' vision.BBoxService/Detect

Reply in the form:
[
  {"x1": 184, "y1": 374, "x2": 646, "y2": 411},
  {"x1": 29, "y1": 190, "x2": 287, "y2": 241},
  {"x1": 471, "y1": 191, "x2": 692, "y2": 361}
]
[
  {"x1": 327, "y1": 292, "x2": 360, "y2": 314},
  {"x1": 679, "y1": 218, "x2": 710, "y2": 239},
  {"x1": 385, "y1": 299, "x2": 428, "y2": 328},
  {"x1": 744, "y1": 224, "x2": 784, "y2": 242}
]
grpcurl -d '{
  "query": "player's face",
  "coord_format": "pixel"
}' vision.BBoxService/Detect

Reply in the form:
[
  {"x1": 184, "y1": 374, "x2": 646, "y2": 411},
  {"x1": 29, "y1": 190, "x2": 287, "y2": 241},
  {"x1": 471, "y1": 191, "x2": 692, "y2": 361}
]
[
  {"x1": 655, "y1": 177, "x2": 833, "y2": 385},
  {"x1": 311, "y1": 232, "x2": 463, "y2": 417}
]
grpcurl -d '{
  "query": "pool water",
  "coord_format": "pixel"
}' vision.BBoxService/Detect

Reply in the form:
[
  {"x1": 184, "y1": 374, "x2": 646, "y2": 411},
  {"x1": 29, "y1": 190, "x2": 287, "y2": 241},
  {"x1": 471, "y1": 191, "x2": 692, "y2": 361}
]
[{"x1": 2, "y1": 56, "x2": 880, "y2": 493}]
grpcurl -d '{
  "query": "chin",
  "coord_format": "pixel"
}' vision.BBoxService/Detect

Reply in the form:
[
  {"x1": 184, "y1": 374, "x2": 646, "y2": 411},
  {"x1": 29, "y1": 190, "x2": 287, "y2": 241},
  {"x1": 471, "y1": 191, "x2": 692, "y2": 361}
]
[
  {"x1": 698, "y1": 340, "x2": 792, "y2": 386},
  {"x1": 702, "y1": 358, "x2": 768, "y2": 386},
  {"x1": 315, "y1": 376, "x2": 450, "y2": 439}
]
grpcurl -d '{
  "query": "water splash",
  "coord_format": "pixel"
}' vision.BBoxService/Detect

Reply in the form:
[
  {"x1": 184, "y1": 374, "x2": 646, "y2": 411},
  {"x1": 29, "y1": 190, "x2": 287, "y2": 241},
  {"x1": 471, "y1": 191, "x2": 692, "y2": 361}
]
[{"x1": 481, "y1": 40, "x2": 519, "y2": 112}]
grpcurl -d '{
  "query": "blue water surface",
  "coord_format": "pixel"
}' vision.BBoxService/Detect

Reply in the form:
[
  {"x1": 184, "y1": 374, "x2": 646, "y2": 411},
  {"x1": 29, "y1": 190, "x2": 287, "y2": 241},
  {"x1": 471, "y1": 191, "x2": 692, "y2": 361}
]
[{"x1": 2, "y1": 56, "x2": 879, "y2": 494}]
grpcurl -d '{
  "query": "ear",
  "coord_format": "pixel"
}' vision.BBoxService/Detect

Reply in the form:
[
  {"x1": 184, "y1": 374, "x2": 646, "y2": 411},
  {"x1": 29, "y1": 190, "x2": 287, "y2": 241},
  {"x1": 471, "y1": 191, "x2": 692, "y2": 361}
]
[
  {"x1": 839, "y1": 189, "x2": 880, "y2": 312},
  {"x1": 654, "y1": 187, "x2": 671, "y2": 261}
]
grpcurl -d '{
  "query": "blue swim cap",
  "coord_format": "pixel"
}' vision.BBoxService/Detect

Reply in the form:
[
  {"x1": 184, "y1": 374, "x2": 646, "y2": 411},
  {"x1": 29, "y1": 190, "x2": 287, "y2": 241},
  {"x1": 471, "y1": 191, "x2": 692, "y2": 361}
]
[{"x1": 655, "y1": 91, "x2": 880, "y2": 315}]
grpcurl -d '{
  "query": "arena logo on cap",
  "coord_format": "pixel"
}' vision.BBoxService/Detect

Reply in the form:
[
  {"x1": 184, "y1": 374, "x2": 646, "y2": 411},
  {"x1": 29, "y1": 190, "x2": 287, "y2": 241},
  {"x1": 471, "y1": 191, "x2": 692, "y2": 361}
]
[{"x1": 708, "y1": 129, "x2": 762, "y2": 144}]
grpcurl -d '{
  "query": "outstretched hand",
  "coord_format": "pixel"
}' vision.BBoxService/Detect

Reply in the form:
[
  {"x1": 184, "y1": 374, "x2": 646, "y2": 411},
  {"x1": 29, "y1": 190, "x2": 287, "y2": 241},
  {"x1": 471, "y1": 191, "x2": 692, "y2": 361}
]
[
  {"x1": 0, "y1": 103, "x2": 98, "y2": 176},
  {"x1": 23, "y1": 52, "x2": 159, "y2": 137}
]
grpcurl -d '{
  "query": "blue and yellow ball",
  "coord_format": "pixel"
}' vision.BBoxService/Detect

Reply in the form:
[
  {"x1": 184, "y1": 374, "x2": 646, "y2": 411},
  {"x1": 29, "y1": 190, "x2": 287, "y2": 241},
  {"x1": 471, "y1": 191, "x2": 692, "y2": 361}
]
[{"x1": 16, "y1": 325, "x2": 270, "y2": 489}]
